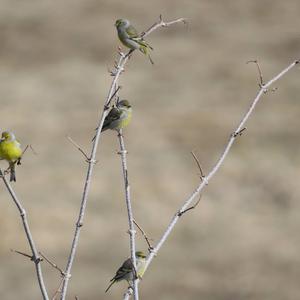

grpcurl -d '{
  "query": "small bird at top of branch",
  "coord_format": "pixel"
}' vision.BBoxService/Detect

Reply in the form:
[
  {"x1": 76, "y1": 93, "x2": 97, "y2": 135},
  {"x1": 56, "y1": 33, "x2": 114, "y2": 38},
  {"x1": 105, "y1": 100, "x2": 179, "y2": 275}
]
[
  {"x1": 105, "y1": 251, "x2": 147, "y2": 293},
  {"x1": 115, "y1": 19, "x2": 154, "y2": 64},
  {"x1": 0, "y1": 131, "x2": 22, "y2": 182}
]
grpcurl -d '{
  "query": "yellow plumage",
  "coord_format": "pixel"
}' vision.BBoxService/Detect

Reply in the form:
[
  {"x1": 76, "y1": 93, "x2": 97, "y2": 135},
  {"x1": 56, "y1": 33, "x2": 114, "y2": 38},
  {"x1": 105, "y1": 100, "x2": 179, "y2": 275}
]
[{"x1": 0, "y1": 131, "x2": 22, "y2": 182}]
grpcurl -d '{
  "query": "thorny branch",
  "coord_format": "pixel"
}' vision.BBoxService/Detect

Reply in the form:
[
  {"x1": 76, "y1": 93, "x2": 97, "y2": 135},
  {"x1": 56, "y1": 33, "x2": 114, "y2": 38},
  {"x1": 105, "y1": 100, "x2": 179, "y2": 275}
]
[
  {"x1": 117, "y1": 129, "x2": 139, "y2": 300},
  {"x1": 0, "y1": 169, "x2": 49, "y2": 300},
  {"x1": 123, "y1": 60, "x2": 299, "y2": 299},
  {"x1": 60, "y1": 15, "x2": 186, "y2": 300}
]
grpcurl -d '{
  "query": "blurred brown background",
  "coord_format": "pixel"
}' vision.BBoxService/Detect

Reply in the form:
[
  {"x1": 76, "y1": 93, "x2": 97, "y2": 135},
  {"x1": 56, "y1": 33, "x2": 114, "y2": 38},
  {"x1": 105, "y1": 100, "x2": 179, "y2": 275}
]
[{"x1": 0, "y1": 0, "x2": 300, "y2": 299}]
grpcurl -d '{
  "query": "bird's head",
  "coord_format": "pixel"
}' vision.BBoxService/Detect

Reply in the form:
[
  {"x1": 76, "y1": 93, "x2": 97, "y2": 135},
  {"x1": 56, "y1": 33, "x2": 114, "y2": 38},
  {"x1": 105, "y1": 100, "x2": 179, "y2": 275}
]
[
  {"x1": 1, "y1": 131, "x2": 15, "y2": 142},
  {"x1": 135, "y1": 251, "x2": 146, "y2": 259},
  {"x1": 117, "y1": 99, "x2": 131, "y2": 109},
  {"x1": 115, "y1": 19, "x2": 130, "y2": 28}
]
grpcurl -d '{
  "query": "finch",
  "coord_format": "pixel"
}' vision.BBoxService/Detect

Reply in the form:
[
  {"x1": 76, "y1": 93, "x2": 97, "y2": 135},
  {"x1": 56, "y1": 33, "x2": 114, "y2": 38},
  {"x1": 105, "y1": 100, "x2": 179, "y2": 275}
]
[
  {"x1": 0, "y1": 131, "x2": 22, "y2": 182},
  {"x1": 105, "y1": 251, "x2": 147, "y2": 293},
  {"x1": 115, "y1": 19, "x2": 154, "y2": 64},
  {"x1": 102, "y1": 100, "x2": 132, "y2": 132}
]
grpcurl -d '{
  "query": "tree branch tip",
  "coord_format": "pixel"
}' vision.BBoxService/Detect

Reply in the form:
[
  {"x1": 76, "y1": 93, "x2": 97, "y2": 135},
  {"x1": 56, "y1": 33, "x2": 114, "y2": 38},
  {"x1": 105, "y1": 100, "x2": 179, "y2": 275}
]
[{"x1": 10, "y1": 248, "x2": 34, "y2": 260}]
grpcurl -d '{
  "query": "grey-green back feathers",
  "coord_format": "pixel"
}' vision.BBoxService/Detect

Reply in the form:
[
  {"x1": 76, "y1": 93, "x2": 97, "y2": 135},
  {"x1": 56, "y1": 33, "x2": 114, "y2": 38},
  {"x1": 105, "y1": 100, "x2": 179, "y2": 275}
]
[{"x1": 115, "y1": 19, "x2": 154, "y2": 64}]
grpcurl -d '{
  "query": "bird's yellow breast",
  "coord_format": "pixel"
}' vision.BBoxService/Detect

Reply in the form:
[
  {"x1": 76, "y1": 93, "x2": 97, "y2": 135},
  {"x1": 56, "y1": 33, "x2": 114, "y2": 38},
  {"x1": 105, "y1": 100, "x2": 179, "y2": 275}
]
[
  {"x1": 119, "y1": 110, "x2": 132, "y2": 129},
  {"x1": 0, "y1": 141, "x2": 22, "y2": 162}
]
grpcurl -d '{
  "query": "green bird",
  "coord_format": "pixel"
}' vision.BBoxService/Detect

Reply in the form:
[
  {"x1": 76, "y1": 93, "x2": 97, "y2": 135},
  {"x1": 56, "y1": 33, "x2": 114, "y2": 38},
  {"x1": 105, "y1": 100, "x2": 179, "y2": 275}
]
[
  {"x1": 115, "y1": 19, "x2": 154, "y2": 64},
  {"x1": 105, "y1": 251, "x2": 147, "y2": 293},
  {"x1": 0, "y1": 131, "x2": 22, "y2": 182},
  {"x1": 102, "y1": 99, "x2": 132, "y2": 132}
]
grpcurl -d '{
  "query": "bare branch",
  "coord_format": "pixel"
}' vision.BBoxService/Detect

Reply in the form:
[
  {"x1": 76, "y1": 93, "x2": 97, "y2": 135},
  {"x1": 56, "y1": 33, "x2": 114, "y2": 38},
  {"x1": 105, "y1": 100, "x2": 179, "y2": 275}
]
[
  {"x1": 66, "y1": 136, "x2": 90, "y2": 161},
  {"x1": 141, "y1": 15, "x2": 187, "y2": 37},
  {"x1": 117, "y1": 129, "x2": 138, "y2": 300},
  {"x1": 0, "y1": 169, "x2": 49, "y2": 300},
  {"x1": 51, "y1": 280, "x2": 64, "y2": 300},
  {"x1": 247, "y1": 59, "x2": 264, "y2": 87},
  {"x1": 21, "y1": 145, "x2": 29, "y2": 157},
  {"x1": 177, "y1": 196, "x2": 201, "y2": 217},
  {"x1": 39, "y1": 252, "x2": 65, "y2": 277},
  {"x1": 190, "y1": 151, "x2": 205, "y2": 180},
  {"x1": 11, "y1": 248, "x2": 34, "y2": 260},
  {"x1": 123, "y1": 60, "x2": 299, "y2": 299},
  {"x1": 133, "y1": 219, "x2": 154, "y2": 251}
]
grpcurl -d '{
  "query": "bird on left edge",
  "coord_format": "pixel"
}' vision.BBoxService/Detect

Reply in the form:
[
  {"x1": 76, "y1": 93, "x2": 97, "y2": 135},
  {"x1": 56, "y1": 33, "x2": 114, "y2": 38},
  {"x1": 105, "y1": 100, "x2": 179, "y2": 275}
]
[{"x1": 0, "y1": 131, "x2": 22, "y2": 182}]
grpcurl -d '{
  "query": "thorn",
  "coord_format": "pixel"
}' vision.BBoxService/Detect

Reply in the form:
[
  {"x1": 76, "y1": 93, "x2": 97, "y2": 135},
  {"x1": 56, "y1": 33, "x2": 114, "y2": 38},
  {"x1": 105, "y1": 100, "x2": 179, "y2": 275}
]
[
  {"x1": 231, "y1": 127, "x2": 247, "y2": 137},
  {"x1": 66, "y1": 136, "x2": 89, "y2": 161}
]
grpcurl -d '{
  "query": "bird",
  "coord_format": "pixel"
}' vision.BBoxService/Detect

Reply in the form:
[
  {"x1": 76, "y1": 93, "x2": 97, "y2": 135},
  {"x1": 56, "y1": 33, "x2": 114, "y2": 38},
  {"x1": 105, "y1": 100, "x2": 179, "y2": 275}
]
[
  {"x1": 102, "y1": 99, "x2": 132, "y2": 132},
  {"x1": 0, "y1": 131, "x2": 22, "y2": 182},
  {"x1": 105, "y1": 251, "x2": 147, "y2": 293},
  {"x1": 115, "y1": 19, "x2": 154, "y2": 64}
]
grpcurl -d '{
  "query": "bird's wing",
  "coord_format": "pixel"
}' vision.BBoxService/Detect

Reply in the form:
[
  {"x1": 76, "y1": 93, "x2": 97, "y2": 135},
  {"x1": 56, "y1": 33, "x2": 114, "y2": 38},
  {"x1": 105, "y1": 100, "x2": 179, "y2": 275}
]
[
  {"x1": 126, "y1": 25, "x2": 139, "y2": 38},
  {"x1": 113, "y1": 258, "x2": 133, "y2": 281},
  {"x1": 103, "y1": 107, "x2": 122, "y2": 126}
]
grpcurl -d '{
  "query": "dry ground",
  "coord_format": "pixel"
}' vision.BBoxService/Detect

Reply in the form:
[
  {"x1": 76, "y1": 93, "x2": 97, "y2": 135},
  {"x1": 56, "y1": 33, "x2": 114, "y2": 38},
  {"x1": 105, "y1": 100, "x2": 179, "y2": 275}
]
[{"x1": 0, "y1": 0, "x2": 300, "y2": 299}]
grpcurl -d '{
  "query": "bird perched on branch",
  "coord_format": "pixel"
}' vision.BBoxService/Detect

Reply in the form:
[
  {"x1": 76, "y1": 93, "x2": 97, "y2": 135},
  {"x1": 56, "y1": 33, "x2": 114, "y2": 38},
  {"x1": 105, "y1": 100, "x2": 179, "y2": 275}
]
[
  {"x1": 115, "y1": 19, "x2": 154, "y2": 64},
  {"x1": 102, "y1": 99, "x2": 132, "y2": 132},
  {"x1": 0, "y1": 131, "x2": 22, "y2": 182},
  {"x1": 105, "y1": 251, "x2": 147, "y2": 293}
]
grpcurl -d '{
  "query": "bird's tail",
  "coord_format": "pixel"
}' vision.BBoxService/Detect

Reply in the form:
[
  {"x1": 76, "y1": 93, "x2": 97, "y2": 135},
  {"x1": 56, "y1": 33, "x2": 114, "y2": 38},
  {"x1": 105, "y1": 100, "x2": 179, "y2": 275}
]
[
  {"x1": 9, "y1": 162, "x2": 16, "y2": 182},
  {"x1": 138, "y1": 41, "x2": 154, "y2": 65},
  {"x1": 105, "y1": 279, "x2": 116, "y2": 293}
]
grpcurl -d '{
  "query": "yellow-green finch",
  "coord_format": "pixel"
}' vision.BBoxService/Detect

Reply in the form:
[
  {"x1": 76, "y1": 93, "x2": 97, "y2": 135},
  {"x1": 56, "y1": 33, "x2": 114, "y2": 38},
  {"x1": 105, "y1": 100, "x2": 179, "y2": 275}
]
[
  {"x1": 102, "y1": 100, "x2": 132, "y2": 132},
  {"x1": 105, "y1": 251, "x2": 147, "y2": 293},
  {"x1": 115, "y1": 19, "x2": 154, "y2": 64},
  {"x1": 0, "y1": 131, "x2": 22, "y2": 182}
]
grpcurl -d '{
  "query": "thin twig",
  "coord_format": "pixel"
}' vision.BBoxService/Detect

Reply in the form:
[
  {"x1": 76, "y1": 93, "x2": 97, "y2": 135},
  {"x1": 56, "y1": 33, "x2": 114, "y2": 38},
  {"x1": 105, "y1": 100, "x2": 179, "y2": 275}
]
[
  {"x1": 21, "y1": 145, "x2": 29, "y2": 157},
  {"x1": 123, "y1": 60, "x2": 299, "y2": 299},
  {"x1": 247, "y1": 59, "x2": 264, "y2": 87},
  {"x1": 133, "y1": 219, "x2": 154, "y2": 251},
  {"x1": 117, "y1": 129, "x2": 138, "y2": 300},
  {"x1": 191, "y1": 151, "x2": 205, "y2": 180},
  {"x1": 66, "y1": 136, "x2": 90, "y2": 161},
  {"x1": 30, "y1": 144, "x2": 38, "y2": 155},
  {"x1": 0, "y1": 169, "x2": 49, "y2": 300},
  {"x1": 11, "y1": 248, "x2": 34, "y2": 259},
  {"x1": 51, "y1": 280, "x2": 64, "y2": 300},
  {"x1": 39, "y1": 252, "x2": 65, "y2": 276},
  {"x1": 177, "y1": 196, "x2": 201, "y2": 217},
  {"x1": 141, "y1": 15, "x2": 187, "y2": 37}
]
